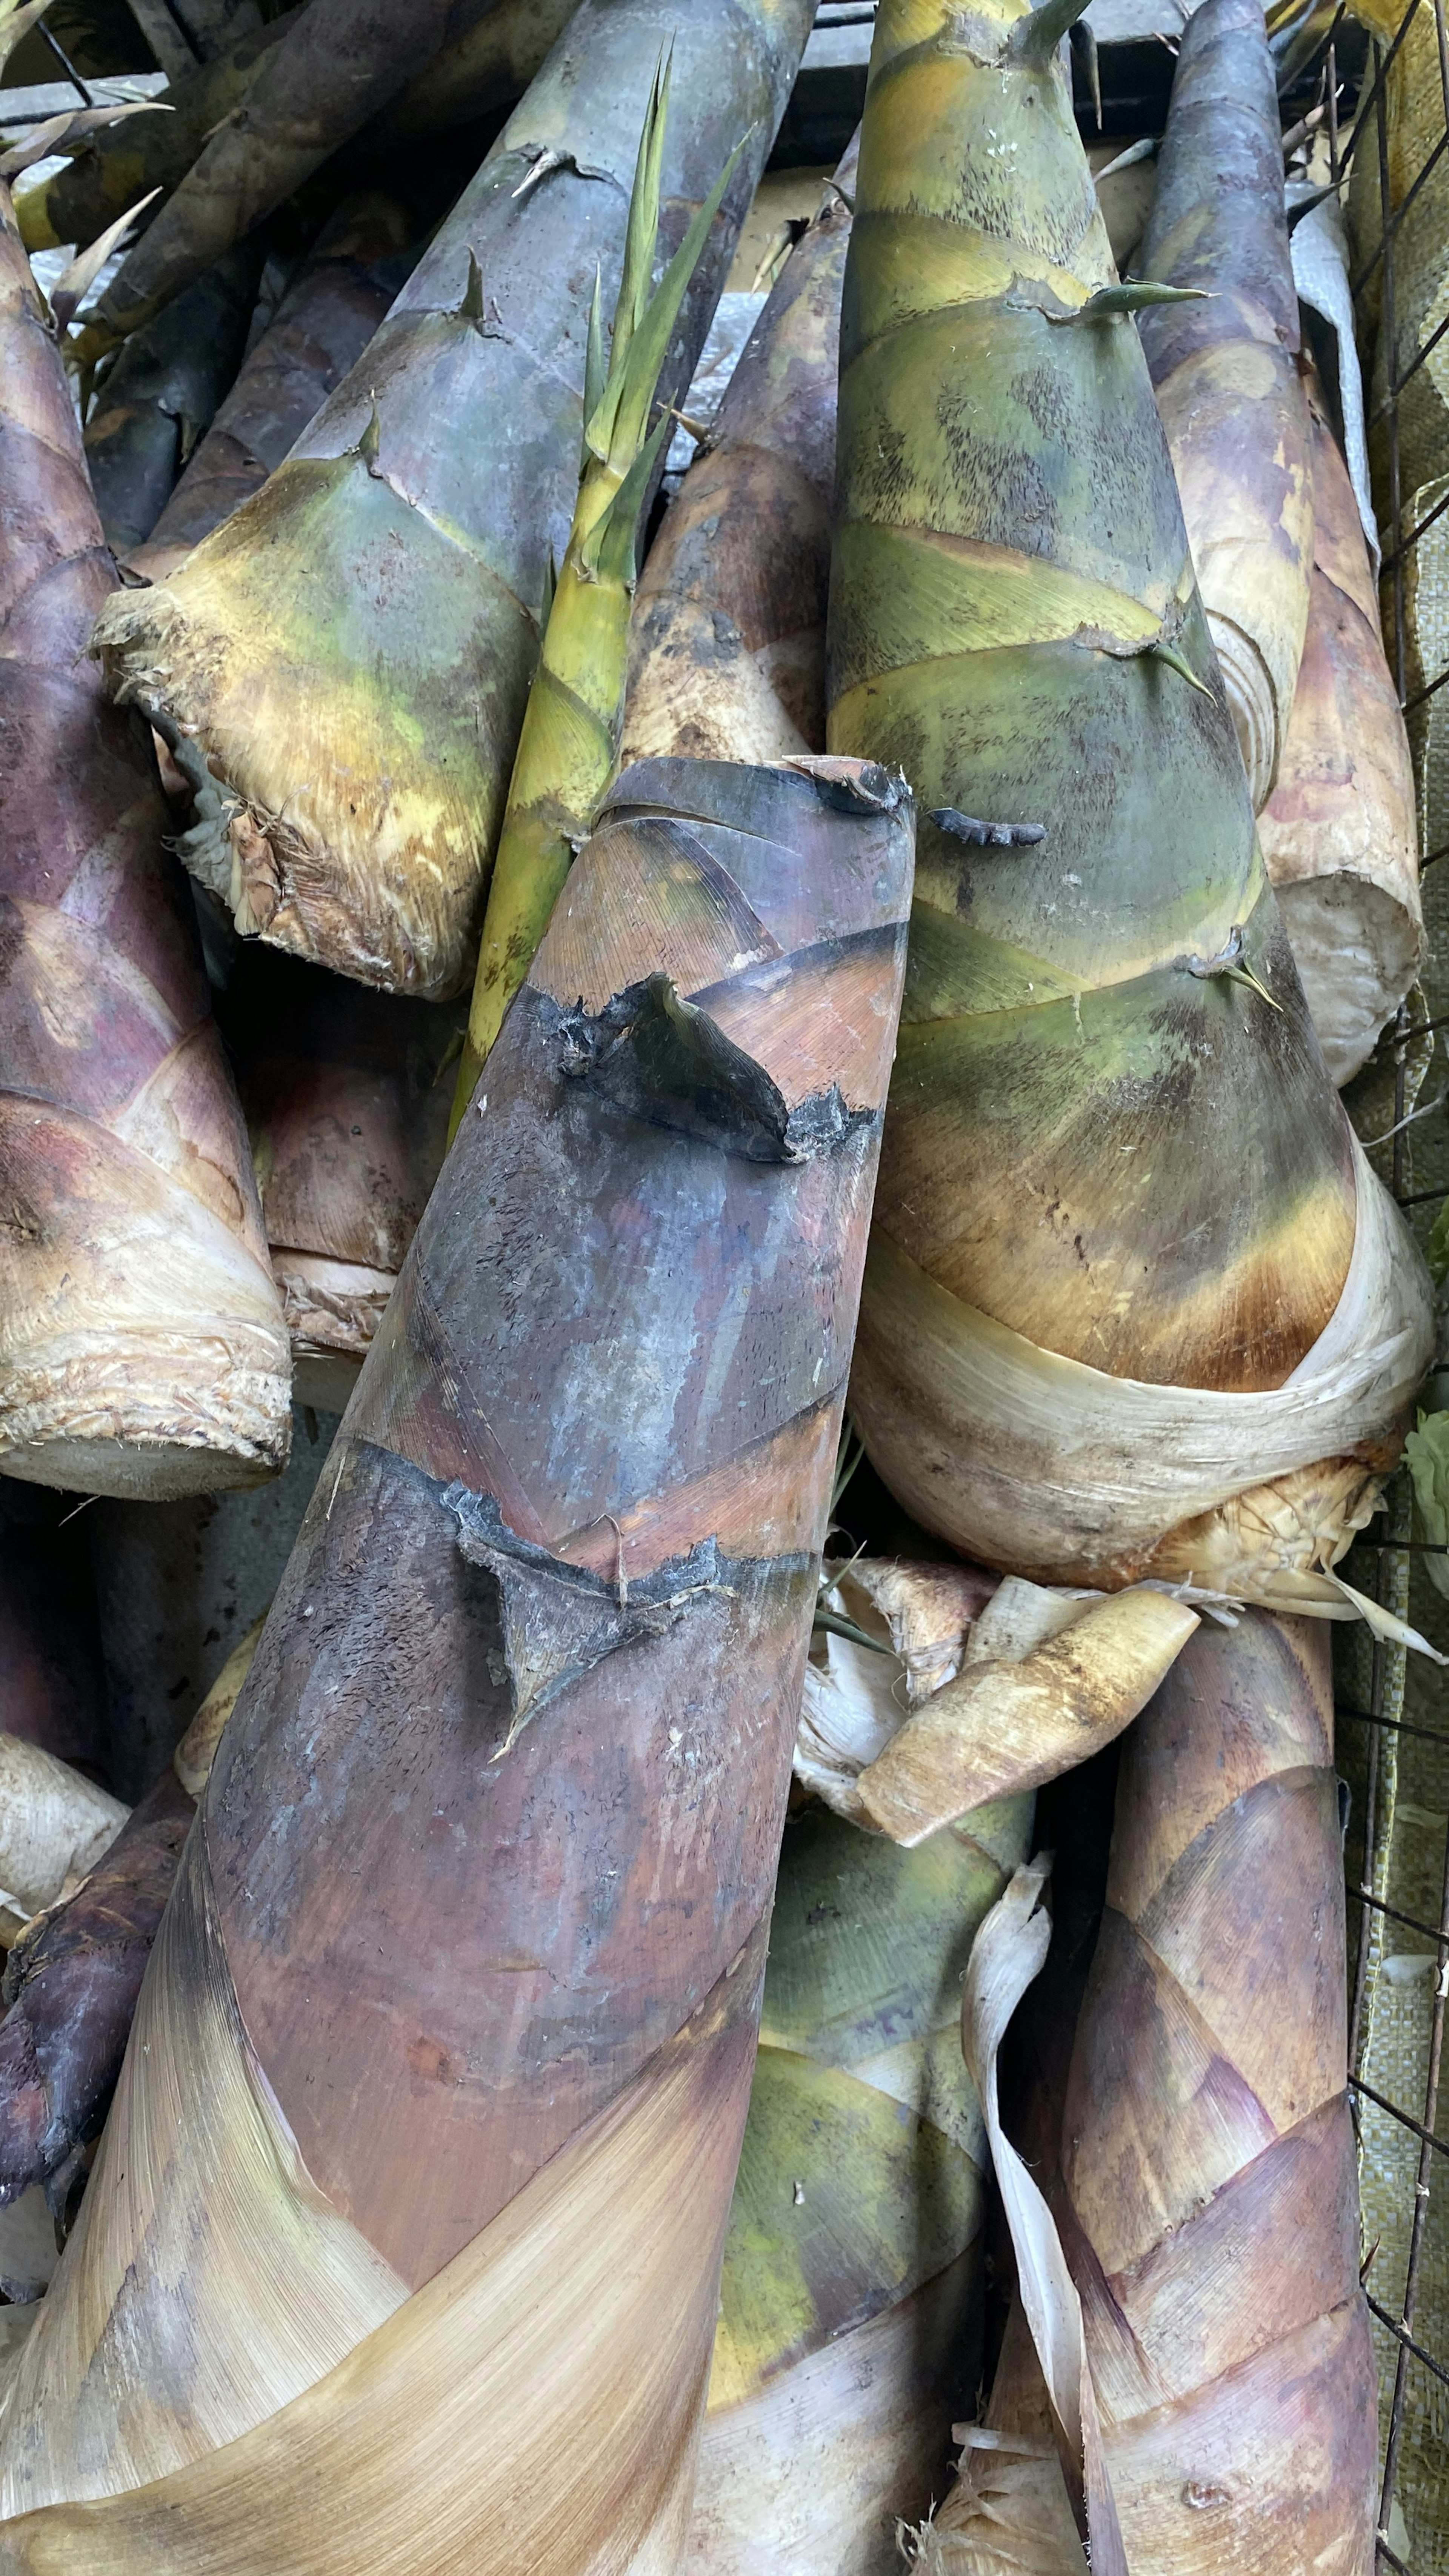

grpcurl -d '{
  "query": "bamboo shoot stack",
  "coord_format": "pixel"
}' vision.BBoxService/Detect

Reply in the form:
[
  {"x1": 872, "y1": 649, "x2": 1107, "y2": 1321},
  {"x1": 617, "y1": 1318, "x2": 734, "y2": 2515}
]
[
  {"x1": 0, "y1": 754, "x2": 912, "y2": 2569},
  {"x1": 1258, "y1": 363, "x2": 1423, "y2": 1084},
  {"x1": 92, "y1": 0, "x2": 816, "y2": 1001},
  {"x1": 0, "y1": 175, "x2": 290, "y2": 1500},
  {"x1": 13, "y1": 0, "x2": 568, "y2": 261},
  {"x1": 131, "y1": 194, "x2": 413, "y2": 582},
  {"x1": 827, "y1": 0, "x2": 1432, "y2": 1612},
  {"x1": 1135, "y1": 0, "x2": 1314, "y2": 812},
  {"x1": 623, "y1": 139, "x2": 856, "y2": 767},
  {"x1": 357, "y1": 0, "x2": 577, "y2": 161}
]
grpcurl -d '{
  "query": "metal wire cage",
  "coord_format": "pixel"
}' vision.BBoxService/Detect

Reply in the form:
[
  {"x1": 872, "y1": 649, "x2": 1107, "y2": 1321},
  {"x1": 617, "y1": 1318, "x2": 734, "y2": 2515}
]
[{"x1": 1298, "y1": 5, "x2": 1449, "y2": 2564}]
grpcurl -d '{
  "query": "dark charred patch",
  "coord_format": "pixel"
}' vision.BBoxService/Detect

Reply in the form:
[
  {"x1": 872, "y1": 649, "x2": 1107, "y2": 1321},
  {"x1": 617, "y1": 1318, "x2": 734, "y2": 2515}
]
[
  {"x1": 444, "y1": 1485, "x2": 733, "y2": 1747},
  {"x1": 552, "y1": 974, "x2": 872, "y2": 1164}
]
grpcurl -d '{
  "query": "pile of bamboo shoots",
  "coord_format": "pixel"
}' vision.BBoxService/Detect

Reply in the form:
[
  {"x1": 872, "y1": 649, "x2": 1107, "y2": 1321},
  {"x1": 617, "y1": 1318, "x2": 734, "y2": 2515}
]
[{"x1": 0, "y1": 0, "x2": 1441, "y2": 2565}]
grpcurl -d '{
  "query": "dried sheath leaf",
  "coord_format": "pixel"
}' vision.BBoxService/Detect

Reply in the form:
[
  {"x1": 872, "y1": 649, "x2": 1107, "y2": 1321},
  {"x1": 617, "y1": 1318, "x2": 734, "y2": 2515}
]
[
  {"x1": 855, "y1": 1590, "x2": 1200, "y2": 1845},
  {"x1": 0, "y1": 182, "x2": 290, "y2": 1499},
  {"x1": 92, "y1": 0, "x2": 818, "y2": 1000},
  {"x1": 0, "y1": 757, "x2": 912, "y2": 2565}
]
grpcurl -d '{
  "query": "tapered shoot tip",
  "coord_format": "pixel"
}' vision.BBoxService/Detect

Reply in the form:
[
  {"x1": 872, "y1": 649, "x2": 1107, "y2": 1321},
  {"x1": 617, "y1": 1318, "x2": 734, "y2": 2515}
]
[
  {"x1": 1049, "y1": 281, "x2": 1211, "y2": 324},
  {"x1": 357, "y1": 400, "x2": 382, "y2": 472},
  {"x1": 1010, "y1": 0, "x2": 1094, "y2": 66},
  {"x1": 1149, "y1": 639, "x2": 1214, "y2": 698}
]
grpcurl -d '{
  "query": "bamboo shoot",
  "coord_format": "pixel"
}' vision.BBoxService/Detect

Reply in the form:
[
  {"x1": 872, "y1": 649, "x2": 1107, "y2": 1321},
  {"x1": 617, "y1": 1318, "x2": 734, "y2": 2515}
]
[
  {"x1": 0, "y1": 1629, "x2": 260, "y2": 2213},
  {"x1": 0, "y1": 755, "x2": 912, "y2": 2567},
  {"x1": 82, "y1": 240, "x2": 262, "y2": 555},
  {"x1": 623, "y1": 137, "x2": 856, "y2": 767},
  {"x1": 827, "y1": 0, "x2": 1431, "y2": 1605},
  {"x1": 1135, "y1": 0, "x2": 1314, "y2": 811},
  {"x1": 92, "y1": 0, "x2": 817, "y2": 1000},
  {"x1": 1258, "y1": 364, "x2": 1424, "y2": 1083},
  {"x1": 131, "y1": 194, "x2": 412, "y2": 581},
  {"x1": 1056, "y1": 1613, "x2": 1376, "y2": 2568},
  {"x1": 0, "y1": 176, "x2": 290, "y2": 1499}
]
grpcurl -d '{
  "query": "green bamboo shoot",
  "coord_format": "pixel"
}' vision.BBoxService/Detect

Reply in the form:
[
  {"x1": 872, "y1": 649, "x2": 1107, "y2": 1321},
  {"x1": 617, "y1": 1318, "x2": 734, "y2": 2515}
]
[
  {"x1": 91, "y1": 0, "x2": 815, "y2": 1001},
  {"x1": 451, "y1": 61, "x2": 743, "y2": 1120},
  {"x1": 826, "y1": 0, "x2": 1432, "y2": 1609}
]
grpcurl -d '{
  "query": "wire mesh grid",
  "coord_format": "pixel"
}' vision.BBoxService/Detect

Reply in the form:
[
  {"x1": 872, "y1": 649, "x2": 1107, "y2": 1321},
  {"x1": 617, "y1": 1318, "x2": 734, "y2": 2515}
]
[{"x1": 1298, "y1": 4, "x2": 1449, "y2": 2561}]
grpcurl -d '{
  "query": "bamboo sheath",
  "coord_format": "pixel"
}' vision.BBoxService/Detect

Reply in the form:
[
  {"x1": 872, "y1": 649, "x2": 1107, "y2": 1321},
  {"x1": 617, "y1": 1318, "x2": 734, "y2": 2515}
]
[
  {"x1": 1136, "y1": 0, "x2": 1314, "y2": 814},
  {"x1": 0, "y1": 1749, "x2": 125, "y2": 1931},
  {"x1": 0, "y1": 183, "x2": 290, "y2": 1501},
  {"x1": 1258, "y1": 365, "x2": 1423, "y2": 1084},
  {"x1": 792, "y1": 1553, "x2": 1197, "y2": 1844},
  {"x1": 62, "y1": 0, "x2": 492, "y2": 366},
  {"x1": 687, "y1": 1796, "x2": 1030, "y2": 2576},
  {"x1": 826, "y1": 0, "x2": 1432, "y2": 1603},
  {"x1": 622, "y1": 137, "x2": 858, "y2": 769},
  {"x1": 1057, "y1": 1613, "x2": 1376, "y2": 2571},
  {"x1": 0, "y1": 755, "x2": 913, "y2": 2569},
  {"x1": 131, "y1": 193, "x2": 414, "y2": 582},
  {"x1": 12, "y1": 9, "x2": 301, "y2": 255},
  {"x1": 915, "y1": 1614, "x2": 1375, "y2": 2574},
  {"x1": 82, "y1": 240, "x2": 263, "y2": 555},
  {"x1": 0, "y1": 1624, "x2": 260, "y2": 2210},
  {"x1": 223, "y1": 945, "x2": 460, "y2": 1407},
  {"x1": 92, "y1": 0, "x2": 817, "y2": 1001},
  {"x1": 13, "y1": 0, "x2": 572, "y2": 261}
]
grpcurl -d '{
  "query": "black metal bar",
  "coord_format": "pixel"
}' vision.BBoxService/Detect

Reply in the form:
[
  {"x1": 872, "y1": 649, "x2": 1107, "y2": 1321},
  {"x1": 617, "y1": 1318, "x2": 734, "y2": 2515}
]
[
  {"x1": 1367, "y1": 2294, "x2": 1449, "y2": 2394},
  {"x1": 1339, "y1": 1703, "x2": 1449, "y2": 1753},
  {"x1": 38, "y1": 21, "x2": 93, "y2": 106},
  {"x1": 1352, "y1": 2073, "x2": 1449, "y2": 2163},
  {"x1": 1350, "y1": 1884, "x2": 1449, "y2": 1949}
]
